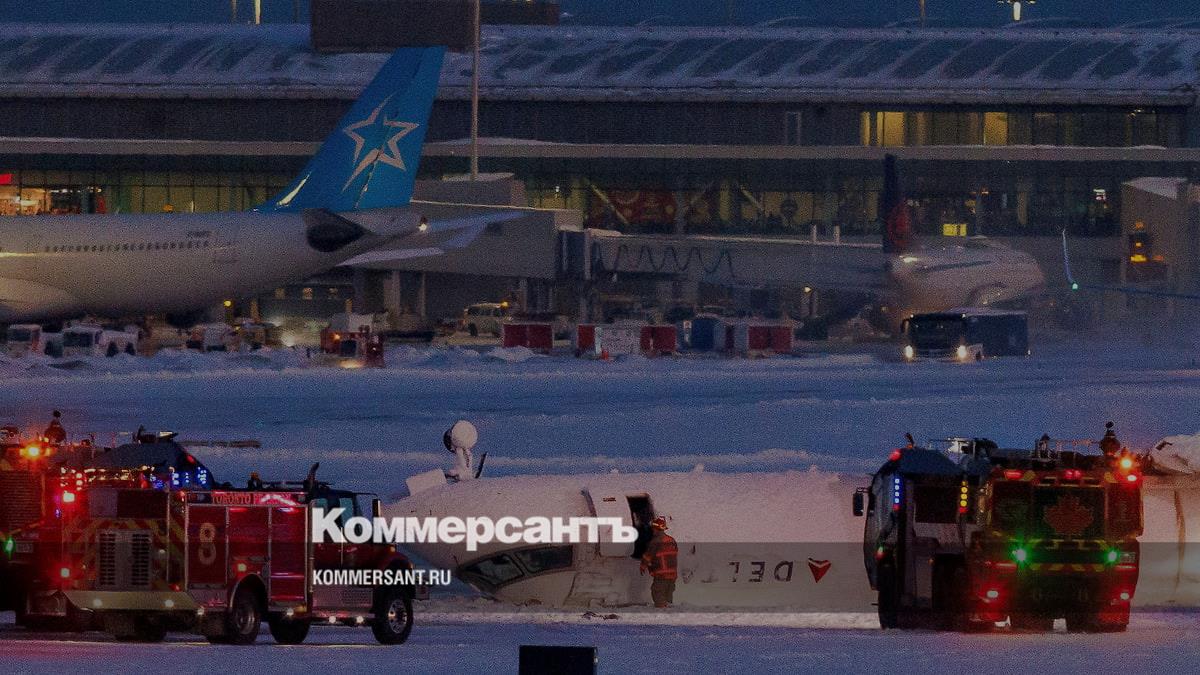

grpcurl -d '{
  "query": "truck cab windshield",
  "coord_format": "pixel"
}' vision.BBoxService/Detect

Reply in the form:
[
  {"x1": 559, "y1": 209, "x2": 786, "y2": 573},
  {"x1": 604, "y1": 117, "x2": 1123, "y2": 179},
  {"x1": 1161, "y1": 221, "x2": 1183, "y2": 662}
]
[{"x1": 907, "y1": 316, "x2": 965, "y2": 349}]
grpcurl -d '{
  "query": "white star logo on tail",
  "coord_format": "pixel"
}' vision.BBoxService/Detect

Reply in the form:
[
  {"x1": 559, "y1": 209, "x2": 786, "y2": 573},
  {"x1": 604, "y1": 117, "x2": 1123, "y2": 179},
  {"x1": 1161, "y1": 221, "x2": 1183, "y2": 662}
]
[{"x1": 341, "y1": 95, "x2": 421, "y2": 191}]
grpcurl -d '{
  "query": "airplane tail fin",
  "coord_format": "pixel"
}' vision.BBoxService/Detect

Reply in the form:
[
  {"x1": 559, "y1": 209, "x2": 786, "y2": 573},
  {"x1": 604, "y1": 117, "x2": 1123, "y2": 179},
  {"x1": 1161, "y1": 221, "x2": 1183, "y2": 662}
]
[
  {"x1": 881, "y1": 154, "x2": 913, "y2": 254},
  {"x1": 262, "y1": 46, "x2": 445, "y2": 213}
]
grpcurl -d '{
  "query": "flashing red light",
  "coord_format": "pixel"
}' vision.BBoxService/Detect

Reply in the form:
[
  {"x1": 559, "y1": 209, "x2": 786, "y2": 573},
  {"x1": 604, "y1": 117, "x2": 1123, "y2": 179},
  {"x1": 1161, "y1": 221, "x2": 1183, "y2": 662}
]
[
  {"x1": 61, "y1": 491, "x2": 76, "y2": 504},
  {"x1": 1126, "y1": 473, "x2": 1139, "y2": 483},
  {"x1": 1003, "y1": 469, "x2": 1023, "y2": 480},
  {"x1": 1119, "y1": 456, "x2": 1134, "y2": 471},
  {"x1": 985, "y1": 589, "x2": 1000, "y2": 600},
  {"x1": 185, "y1": 453, "x2": 197, "y2": 465},
  {"x1": 892, "y1": 504, "x2": 901, "y2": 512},
  {"x1": 59, "y1": 567, "x2": 71, "y2": 579},
  {"x1": 888, "y1": 449, "x2": 902, "y2": 462},
  {"x1": 874, "y1": 546, "x2": 886, "y2": 560},
  {"x1": 1062, "y1": 469, "x2": 1082, "y2": 480},
  {"x1": 958, "y1": 506, "x2": 967, "y2": 514},
  {"x1": 1118, "y1": 591, "x2": 1131, "y2": 602}
]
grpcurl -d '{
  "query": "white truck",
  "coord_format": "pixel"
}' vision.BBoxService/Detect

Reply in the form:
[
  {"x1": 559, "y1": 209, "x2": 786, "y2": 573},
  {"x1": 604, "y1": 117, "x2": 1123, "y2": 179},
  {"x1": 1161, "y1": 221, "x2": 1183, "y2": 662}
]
[
  {"x1": 61, "y1": 324, "x2": 139, "y2": 357},
  {"x1": 186, "y1": 323, "x2": 240, "y2": 352},
  {"x1": 5, "y1": 324, "x2": 62, "y2": 357}
]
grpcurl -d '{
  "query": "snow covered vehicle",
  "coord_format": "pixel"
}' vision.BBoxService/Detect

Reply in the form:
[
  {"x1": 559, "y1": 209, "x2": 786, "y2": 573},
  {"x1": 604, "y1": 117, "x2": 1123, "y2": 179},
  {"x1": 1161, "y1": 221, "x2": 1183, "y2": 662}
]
[
  {"x1": 854, "y1": 437, "x2": 1142, "y2": 632},
  {"x1": 61, "y1": 323, "x2": 139, "y2": 357},
  {"x1": 59, "y1": 468, "x2": 415, "y2": 644},
  {"x1": 5, "y1": 324, "x2": 62, "y2": 357},
  {"x1": 185, "y1": 323, "x2": 239, "y2": 352}
]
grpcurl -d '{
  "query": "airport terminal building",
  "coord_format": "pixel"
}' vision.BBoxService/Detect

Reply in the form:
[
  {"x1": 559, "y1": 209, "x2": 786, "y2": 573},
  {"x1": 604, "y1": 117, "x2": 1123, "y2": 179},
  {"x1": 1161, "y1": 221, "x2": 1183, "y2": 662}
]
[{"x1": 1, "y1": 21, "x2": 1199, "y2": 321}]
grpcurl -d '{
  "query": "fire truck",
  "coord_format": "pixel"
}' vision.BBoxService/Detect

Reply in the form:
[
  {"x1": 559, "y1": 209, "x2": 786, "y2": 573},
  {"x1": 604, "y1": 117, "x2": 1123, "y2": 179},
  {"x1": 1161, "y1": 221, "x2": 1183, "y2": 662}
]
[
  {"x1": 0, "y1": 425, "x2": 50, "y2": 618},
  {"x1": 58, "y1": 467, "x2": 416, "y2": 645},
  {"x1": 2, "y1": 430, "x2": 214, "y2": 629},
  {"x1": 853, "y1": 437, "x2": 1142, "y2": 632}
]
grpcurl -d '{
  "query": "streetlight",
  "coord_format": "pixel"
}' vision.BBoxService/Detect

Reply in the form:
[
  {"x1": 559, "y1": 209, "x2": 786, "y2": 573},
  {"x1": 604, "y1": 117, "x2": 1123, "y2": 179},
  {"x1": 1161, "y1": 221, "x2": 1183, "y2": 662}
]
[{"x1": 470, "y1": 0, "x2": 481, "y2": 180}]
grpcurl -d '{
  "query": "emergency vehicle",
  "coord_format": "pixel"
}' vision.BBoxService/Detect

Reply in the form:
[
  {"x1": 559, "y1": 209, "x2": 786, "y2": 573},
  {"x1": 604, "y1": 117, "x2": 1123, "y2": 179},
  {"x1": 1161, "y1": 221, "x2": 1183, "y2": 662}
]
[
  {"x1": 0, "y1": 426, "x2": 51, "y2": 617},
  {"x1": 3, "y1": 432, "x2": 214, "y2": 628},
  {"x1": 320, "y1": 312, "x2": 385, "y2": 367},
  {"x1": 853, "y1": 436, "x2": 1142, "y2": 632},
  {"x1": 58, "y1": 468, "x2": 415, "y2": 644}
]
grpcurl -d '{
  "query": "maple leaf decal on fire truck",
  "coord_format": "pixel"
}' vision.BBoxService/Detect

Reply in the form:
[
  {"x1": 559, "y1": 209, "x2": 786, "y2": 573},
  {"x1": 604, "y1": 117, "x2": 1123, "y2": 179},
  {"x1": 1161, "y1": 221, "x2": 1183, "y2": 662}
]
[{"x1": 1042, "y1": 494, "x2": 1095, "y2": 537}]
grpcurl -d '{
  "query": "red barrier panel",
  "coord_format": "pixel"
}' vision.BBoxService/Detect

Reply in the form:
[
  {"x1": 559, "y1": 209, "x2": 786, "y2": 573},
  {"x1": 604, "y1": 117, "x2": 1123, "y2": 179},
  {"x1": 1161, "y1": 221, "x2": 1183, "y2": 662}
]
[
  {"x1": 574, "y1": 324, "x2": 596, "y2": 356},
  {"x1": 746, "y1": 325, "x2": 772, "y2": 351},
  {"x1": 769, "y1": 326, "x2": 793, "y2": 353},
  {"x1": 526, "y1": 324, "x2": 553, "y2": 353},
  {"x1": 502, "y1": 323, "x2": 527, "y2": 348},
  {"x1": 639, "y1": 326, "x2": 653, "y2": 353},
  {"x1": 651, "y1": 325, "x2": 677, "y2": 354}
]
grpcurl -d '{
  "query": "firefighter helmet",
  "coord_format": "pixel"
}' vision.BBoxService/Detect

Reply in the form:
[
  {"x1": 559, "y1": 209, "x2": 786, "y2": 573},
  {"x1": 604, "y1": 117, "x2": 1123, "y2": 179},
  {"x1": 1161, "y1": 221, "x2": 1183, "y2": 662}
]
[{"x1": 651, "y1": 516, "x2": 668, "y2": 530}]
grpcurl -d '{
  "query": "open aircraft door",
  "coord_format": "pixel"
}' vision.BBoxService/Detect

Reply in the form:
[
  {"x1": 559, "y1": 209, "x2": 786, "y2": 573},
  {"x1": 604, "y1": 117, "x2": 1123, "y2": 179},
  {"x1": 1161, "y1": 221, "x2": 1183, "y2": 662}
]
[{"x1": 583, "y1": 488, "x2": 654, "y2": 558}]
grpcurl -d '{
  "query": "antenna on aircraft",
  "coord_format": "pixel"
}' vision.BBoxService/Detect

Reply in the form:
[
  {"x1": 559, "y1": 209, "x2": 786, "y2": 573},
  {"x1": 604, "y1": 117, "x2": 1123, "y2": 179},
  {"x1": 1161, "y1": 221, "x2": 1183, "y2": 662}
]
[{"x1": 444, "y1": 420, "x2": 480, "y2": 481}]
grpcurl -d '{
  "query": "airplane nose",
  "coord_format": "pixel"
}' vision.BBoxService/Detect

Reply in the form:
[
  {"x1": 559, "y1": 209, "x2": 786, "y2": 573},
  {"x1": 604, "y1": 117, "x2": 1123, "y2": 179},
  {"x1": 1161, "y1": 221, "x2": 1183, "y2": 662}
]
[{"x1": 303, "y1": 209, "x2": 368, "y2": 253}]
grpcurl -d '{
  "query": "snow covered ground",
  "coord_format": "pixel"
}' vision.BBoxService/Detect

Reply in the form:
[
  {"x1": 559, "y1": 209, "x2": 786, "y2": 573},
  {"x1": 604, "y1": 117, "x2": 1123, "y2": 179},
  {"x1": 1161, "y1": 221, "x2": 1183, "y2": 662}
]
[
  {"x1": 4, "y1": 610, "x2": 1200, "y2": 674},
  {"x1": 5, "y1": 337, "x2": 1200, "y2": 670},
  {"x1": 3, "y1": 338, "x2": 1200, "y2": 495}
]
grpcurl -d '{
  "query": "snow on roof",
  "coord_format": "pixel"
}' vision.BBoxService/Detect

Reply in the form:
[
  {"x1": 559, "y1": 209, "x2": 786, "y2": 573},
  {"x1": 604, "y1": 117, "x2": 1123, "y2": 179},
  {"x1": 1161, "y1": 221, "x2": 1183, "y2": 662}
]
[
  {"x1": 1124, "y1": 176, "x2": 1187, "y2": 199},
  {"x1": 0, "y1": 23, "x2": 1199, "y2": 104}
]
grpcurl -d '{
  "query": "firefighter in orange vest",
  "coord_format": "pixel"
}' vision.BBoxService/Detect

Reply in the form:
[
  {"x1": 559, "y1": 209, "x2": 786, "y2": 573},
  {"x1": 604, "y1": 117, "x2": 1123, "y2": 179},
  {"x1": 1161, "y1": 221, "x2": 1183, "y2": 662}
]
[{"x1": 640, "y1": 515, "x2": 678, "y2": 608}]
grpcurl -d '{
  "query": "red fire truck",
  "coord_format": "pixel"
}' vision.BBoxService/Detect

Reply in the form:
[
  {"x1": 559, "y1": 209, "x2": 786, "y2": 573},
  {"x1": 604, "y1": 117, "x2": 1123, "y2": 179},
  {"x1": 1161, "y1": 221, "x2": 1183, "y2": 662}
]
[
  {"x1": 3, "y1": 431, "x2": 214, "y2": 628},
  {"x1": 59, "y1": 469, "x2": 416, "y2": 644},
  {"x1": 855, "y1": 437, "x2": 1142, "y2": 632}
]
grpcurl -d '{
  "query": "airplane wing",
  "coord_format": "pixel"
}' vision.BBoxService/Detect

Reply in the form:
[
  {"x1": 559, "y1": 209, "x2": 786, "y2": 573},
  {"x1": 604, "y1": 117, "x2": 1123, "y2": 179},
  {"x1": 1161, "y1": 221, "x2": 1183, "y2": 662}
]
[
  {"x1": 1061, "y1": 230, "x2": 1200, "y2": 300},
  {"x1": 341, "y1": 209, "x2": 527, "y2": 266}
]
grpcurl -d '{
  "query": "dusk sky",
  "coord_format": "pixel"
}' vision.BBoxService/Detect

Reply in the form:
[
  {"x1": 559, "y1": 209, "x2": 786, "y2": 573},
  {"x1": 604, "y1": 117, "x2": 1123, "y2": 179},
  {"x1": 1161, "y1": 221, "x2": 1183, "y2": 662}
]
[{"x1": 1, "y1": 1, "x2": 1198, "y2": 27}]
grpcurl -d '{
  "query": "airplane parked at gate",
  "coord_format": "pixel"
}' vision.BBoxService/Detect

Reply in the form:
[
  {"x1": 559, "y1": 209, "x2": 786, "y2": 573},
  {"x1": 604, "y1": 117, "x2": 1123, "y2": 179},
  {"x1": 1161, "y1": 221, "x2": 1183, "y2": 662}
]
[{"x1": 0, "y1": 46, "x2": 511, "y2": 325}]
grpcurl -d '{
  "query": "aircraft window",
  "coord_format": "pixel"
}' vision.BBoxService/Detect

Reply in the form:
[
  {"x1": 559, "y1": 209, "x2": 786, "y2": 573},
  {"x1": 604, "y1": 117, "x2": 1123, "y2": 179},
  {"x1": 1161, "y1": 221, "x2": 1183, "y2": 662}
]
[
  {"x1": 513, "y1": 546, "x2": 573, "y2": 574},
  {"x1": 460, "y1": 554, "x2": 524, "y2": 588}
]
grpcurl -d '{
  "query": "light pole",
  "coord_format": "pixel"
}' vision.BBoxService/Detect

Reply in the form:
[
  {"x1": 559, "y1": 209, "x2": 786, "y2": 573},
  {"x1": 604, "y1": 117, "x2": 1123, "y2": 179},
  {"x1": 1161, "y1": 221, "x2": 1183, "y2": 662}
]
[{"x1": 470, "y1": 0, "x2": 481, "y2": 180}]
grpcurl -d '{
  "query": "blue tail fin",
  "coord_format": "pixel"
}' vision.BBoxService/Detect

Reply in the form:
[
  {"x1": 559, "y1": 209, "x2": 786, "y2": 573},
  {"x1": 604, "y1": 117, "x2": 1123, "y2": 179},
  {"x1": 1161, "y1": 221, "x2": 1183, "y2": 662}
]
[{"x1": 262, "y1": 46, "x2": 445, "y2": 213}]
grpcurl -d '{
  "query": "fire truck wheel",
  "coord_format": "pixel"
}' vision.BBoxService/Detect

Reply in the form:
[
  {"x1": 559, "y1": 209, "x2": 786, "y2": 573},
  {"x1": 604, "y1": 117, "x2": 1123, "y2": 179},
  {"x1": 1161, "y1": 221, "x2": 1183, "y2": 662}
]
[
  {"x1": 948, "y1": 567, "x2": 990, "y2": 633},
  {"x1": 876, "y1": 563, "x2": 899, "y2": 629},
  {"x1": 216, "y1": 586, "x2": 263, "y2": 645},
  {"x1": 268, "y1": 615, "x2": 311, "y2": 645},
  {"x1": 106, "y1": 343, "x2": 118, "y2": 357},
  {"x1": 371, "y1": 587, "x2": 413, "y2": 645}
]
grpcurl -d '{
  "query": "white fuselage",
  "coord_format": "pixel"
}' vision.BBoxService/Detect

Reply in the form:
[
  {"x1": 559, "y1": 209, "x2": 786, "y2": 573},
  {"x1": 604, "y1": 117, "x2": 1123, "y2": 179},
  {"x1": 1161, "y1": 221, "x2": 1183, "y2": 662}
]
[
  {"x1": 0, "y1": 208, "x2": 422, "y2": 322},
  {"x1": 887, "y1": 238, "x2": 1046, "y2": 316},
  {"x1": 395, "y1": 470, "x2": 1200, "y2": 611}
]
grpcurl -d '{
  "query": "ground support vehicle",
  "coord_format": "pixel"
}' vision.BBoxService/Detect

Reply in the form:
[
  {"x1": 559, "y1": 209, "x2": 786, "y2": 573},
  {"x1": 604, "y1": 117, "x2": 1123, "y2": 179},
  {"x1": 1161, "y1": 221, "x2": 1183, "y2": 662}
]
[
  {"x1": 59, "y1": 476, "x2": 416, "y2": 644},
  {"x1": 62, "y1": 323, "x2": 139, "y2": 357},
  {"x1": 460, "y1": 302, "x2": 509, "y2": 337},
  {"x1": 854, "y1": 437, "x2": 1142, "y2": 632},
  {"x1": 901, "y1": 308, "x2": 1028, "y2": 361}
]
